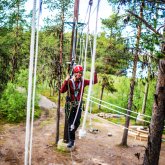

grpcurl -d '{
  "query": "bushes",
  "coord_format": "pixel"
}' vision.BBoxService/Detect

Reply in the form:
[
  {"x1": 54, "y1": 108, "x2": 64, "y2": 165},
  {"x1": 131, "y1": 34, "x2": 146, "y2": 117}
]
[
  {"x1": 0, "y1": 82, "x2": 41, "y2": 123},
  {"x1": 0, "y1": 83, "x2": 27, "y2": 122}
]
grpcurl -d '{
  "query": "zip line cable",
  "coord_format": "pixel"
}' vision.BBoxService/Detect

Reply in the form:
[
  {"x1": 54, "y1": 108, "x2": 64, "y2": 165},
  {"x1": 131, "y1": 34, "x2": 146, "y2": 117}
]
[
  {"x1": 79, "y1": 0, "x2": 101, "y2": 138},
  {"x1": 24, "y1": 0, "x2": 37, "y2": 164}
]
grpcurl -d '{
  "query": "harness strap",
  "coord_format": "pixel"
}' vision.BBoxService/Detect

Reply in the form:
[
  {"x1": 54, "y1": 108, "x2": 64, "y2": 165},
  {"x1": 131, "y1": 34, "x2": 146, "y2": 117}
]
[{"x1": 70, "y1": 79, "x2": 81, "y2": 98}]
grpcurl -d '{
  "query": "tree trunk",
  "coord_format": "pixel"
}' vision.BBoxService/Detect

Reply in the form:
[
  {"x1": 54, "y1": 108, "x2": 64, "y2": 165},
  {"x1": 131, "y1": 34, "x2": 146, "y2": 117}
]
[
  {"x1": 121, "y1": 1, "x2": 144, "y2": 146},
  {"x1": 55, "y1": 6, "x2": 64, "y2": 144},
  {"x1": 99, "y1": 85, "x2": 105, "y2": 110},
  {"x1": 143, "y1": 59, "x2": 165, "y2": 165},
  {"x1": 56, "y1": 76, "x2": 61, "y2": 144},
  {"x1": 142, "y1": 57, "x2": 151, "y2": 114},
  {"x1": 141, "y1": 82, "x2": 149, "y2": 114},
  {"x1": 11, "y1": 2, "x2": 20, "y2": 82}
]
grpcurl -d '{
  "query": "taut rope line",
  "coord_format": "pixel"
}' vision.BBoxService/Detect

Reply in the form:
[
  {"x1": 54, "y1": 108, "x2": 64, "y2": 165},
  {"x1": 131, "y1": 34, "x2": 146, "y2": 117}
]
[
  {"x1": 83, "y1": 96, "x2": 151, "y2": 124},
  {"x1": 85, "y1": 94, "x2": 152, "y2": 119}
]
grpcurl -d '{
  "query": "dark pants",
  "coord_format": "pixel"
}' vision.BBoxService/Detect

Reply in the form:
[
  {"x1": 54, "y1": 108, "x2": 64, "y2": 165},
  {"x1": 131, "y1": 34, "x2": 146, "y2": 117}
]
[{"x1": 68, "y1": 105, "x2": 82, "y2": 141}]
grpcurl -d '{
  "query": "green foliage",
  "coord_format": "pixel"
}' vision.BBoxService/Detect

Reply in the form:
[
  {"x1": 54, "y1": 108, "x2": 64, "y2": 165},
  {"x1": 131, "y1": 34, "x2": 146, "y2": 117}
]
[
  {"x1": 0, "y1": 80, "x2": 41, "y2": 123},
  {"x1": 14, "y1": 69, "x2": 28, "y2": 89},
  {"x1": 0, "y1": 82, "x2": 27, "y2": 122},
  {"x1": 133, "y1": 78, "x2": 155, "y2": 117},
  {"x1": 0, "y1": 48, "x2": 10, "y2": 95},
  {"x1": 107, "y1": 75, "x2": 130, "y2": 108},
  {"x1": 86, "y1": 74, "x2": 155, "y2": 120},
  {"x1": 107, "y1": 117, "x2": 136, "y2": 125},
  {"x1": 95, "y1": 31, "x2": 131, "y2": 75},
  {"x1": 99, "y1": 74, "x2": 117, "y2": 93}
]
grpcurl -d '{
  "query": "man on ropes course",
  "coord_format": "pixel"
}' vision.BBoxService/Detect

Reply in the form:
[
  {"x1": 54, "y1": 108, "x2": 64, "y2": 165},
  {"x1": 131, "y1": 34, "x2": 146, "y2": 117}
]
[{"x1": 60, "y1": 65, "x2": 98, "y2": 148}]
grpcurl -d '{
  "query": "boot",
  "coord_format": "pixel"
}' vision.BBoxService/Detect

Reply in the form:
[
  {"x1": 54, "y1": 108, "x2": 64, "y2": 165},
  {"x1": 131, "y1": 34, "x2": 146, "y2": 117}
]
[{"x1": 67, "y1": 140, "x2": 74, "y2": 148}]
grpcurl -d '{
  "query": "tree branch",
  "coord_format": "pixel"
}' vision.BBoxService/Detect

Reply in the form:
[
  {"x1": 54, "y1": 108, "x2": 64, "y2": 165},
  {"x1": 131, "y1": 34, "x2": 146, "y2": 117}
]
[
  {"x1": 127, "y1": 10, "x2": 163, "y2": 37},
  {"x1": 147, "y1": 0, "x2": 165, "y2": 4}
]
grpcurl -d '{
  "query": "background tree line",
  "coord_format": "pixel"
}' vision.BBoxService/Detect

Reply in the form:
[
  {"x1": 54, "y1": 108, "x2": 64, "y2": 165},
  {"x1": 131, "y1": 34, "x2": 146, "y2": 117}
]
[{"x1": 0, "y1": 0, "x2": 164, "y2": 164}]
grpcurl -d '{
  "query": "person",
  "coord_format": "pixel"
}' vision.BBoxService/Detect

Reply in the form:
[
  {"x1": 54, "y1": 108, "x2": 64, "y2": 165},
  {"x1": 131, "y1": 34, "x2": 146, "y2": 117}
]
[{"x1": 60, "y1": 65, "x2": 98, "y2": 148}]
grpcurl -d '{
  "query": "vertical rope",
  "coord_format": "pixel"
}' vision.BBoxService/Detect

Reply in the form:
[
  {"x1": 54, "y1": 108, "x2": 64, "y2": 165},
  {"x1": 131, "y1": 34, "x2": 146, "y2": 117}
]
[
  {"x1": 78, "y1": 38, "x2": 82, "y2": 64},
  {"x1": 72, "y1": 18, "x2": 77, "y2": 62},
  {"x1": 79, "y1": 0, "x2": 100, "y2": 138},
  {"x1": 70, "y1": 0, "x2": 93, "y2": 131},
  {"x1": 83, "y1": 0, "x2": 93, "y2": 81},
  {"x1": 89, "y1": 36, "x2": 94, "y2": 129},
  {"x1": 80, "y1": 39, "x2": 85, "y2": 66},
  {"x1": 29, "y1": 1, "x2": 41, "y2": 164},
  {"x1": 24, "y1": 0, "x2": 37, "y2": 164}
]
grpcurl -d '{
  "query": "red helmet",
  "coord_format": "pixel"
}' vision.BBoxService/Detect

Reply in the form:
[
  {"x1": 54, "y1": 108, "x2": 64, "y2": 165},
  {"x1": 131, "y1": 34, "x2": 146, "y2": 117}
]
[{"x1": 73, "y1": 65, "x2": 83, "y2": 73}]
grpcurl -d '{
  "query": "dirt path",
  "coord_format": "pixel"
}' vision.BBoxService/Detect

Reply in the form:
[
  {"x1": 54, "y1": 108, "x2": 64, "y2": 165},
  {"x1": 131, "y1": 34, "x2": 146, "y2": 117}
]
[{"x1": 0, "y1": 97, "x2": 165, "y2": 165}]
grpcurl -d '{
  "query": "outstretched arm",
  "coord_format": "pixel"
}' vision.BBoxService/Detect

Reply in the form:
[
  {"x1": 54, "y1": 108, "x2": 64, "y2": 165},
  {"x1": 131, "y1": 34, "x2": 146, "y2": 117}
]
[{"x1": 84, "y1": 71, "x2": 98, "y2": 86}]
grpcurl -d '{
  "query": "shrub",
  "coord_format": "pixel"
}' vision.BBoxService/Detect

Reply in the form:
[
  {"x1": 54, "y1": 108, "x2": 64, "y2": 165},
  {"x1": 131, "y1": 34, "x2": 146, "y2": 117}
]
[{"x1": 0, "y1": 82, "x2": 27, "y2": 122}]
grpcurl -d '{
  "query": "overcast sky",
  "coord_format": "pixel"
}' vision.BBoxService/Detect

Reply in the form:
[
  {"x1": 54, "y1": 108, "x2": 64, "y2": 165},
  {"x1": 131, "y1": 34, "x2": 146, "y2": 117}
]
[{"x1": 25, "y1": 0, "x2": 112, "y2": 32}]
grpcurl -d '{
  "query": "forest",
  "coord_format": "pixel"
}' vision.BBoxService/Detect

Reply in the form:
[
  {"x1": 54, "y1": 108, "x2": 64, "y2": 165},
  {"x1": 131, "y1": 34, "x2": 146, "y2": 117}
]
[{"x1": 0, "y1": 0, "x2": 165, "y2": 165}]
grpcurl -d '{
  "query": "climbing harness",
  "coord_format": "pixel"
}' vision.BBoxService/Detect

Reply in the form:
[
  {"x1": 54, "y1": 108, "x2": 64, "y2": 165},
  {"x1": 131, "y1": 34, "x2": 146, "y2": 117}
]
[
  {"x1": 70, "y1": 79, "x2": 82, "y2": 99},
  {"x1": 70, "y1": 78, "x2": 83, "y2": 130}
]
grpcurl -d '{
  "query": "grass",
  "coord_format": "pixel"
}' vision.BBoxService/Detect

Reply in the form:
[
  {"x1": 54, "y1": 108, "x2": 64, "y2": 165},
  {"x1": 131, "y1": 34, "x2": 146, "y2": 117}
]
[
  {"x1": 107, "y1": 117, "x2": 136, "y2": 125},
  {"x1": 40, "y1": 89, "x2": 66, "y2": 107},
  {"x1": 40, "y1": 118, "x2": 54, "y2": 128}
]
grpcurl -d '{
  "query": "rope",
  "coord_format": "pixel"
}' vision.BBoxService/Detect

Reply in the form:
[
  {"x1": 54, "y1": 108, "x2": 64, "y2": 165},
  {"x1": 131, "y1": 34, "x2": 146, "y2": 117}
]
[
  {"x1": 89, "y1": 101, "x2": 93, "y2": 128},
  {"x1": 78, "y1": 38, "x2": 82, "y2": 64},
  {"x1": 79, "y1": 0, "x2": 100, "y2": 138},
  {"x1": 83, "y1": 97, "x2": 165, "y2": 142},
  {"x1": 70, "y1": 0, "x2": 93, "y2": 131},
  {"x1": 72, "y1": 17, "x2": 77, "y2": 63},
  {"x1": 89, "y1": 36, "x2": 93, "y2": 56},
  {"x1": 29, "y1": 2, "x2": 41, "y2": 164},
  {"x1": 24, "y1": 0, "x2": 42, "y2": 164},
  {"x1": 81, "y1": 39, "x2": 85, "y2": 66},
  {"x1": 84, "y1": 94, "x2": 152, "y2": 119},
  {"x1": 24, "y1": 0, "x2": 37, "y2": 164},
  {"x1": 83, "y1": 96, "x2": 151, "y2": 124},
  {"x1": 88, "y1": 36, "x2": 94, "y2": 129}
]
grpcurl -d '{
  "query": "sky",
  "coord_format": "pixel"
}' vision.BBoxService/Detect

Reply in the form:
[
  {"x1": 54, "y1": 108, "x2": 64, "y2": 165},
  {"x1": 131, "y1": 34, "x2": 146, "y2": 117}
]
[
  {"x1": 79, "y1": 0, "x2": 112, "y2": 32},
  {"x1": 25, "y1": 0, "x2": 113, "y2": 32},
  {"x1": 25, "y1": 0, "x2": 148, "y2": 77}
]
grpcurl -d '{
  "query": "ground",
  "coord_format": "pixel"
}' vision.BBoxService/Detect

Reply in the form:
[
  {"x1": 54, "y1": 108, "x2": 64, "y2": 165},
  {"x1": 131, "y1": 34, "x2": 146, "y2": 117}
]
[{"x1": 0, "y1": 96, "x2": 165, "y2": 165}]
